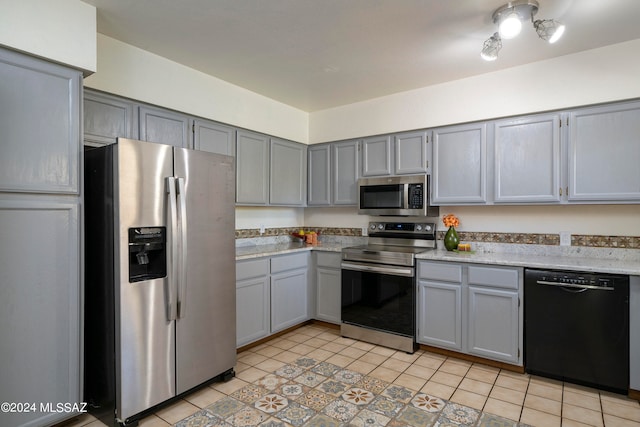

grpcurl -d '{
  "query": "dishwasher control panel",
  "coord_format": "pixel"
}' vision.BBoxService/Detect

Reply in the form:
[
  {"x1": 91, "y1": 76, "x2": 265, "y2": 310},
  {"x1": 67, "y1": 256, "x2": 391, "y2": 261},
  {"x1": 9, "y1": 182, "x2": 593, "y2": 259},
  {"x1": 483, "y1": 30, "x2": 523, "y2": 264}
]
[{"x1": 528, "y1": 269, "x2": 628, "y2": 290}]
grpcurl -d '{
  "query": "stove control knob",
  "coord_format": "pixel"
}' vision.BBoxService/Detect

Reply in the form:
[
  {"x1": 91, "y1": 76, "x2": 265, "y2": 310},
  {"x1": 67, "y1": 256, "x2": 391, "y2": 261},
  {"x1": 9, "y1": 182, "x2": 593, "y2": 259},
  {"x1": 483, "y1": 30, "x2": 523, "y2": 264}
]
[
  {"x1": 424, "y1": 224, "x2": 432, "y2": 231},
  {"x1": 369, "y1": 223, "x2": 377, "y2": 231},
  {"x1": 378, "y1": 224, "x2": 384, "y2": 230},
  {"x1": 416, "y1": 224, "x2": 423, "y2": 231}
]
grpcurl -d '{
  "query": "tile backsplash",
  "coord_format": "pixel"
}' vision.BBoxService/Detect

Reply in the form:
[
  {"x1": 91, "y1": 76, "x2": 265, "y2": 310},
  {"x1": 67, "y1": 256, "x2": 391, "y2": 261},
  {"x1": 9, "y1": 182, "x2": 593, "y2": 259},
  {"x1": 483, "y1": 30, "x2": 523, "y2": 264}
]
[{"x1": 235, "y1": 227, "x2": 640, "y2": 249}]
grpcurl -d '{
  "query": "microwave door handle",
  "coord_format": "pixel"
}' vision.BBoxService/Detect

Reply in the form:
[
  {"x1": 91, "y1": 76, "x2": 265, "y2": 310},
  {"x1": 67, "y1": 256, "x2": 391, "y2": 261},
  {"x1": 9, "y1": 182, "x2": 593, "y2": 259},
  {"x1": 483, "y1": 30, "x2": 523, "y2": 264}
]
[{"x1": 403, "y1": 183, "x2": 409, "y2": 211}]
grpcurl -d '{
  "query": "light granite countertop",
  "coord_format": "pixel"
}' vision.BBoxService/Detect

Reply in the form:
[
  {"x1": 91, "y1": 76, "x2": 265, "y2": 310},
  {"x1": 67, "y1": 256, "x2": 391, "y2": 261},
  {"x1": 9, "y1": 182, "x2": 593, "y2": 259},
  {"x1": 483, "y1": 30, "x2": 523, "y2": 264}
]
[
  {"x1": 236, "y1": 239, "x2": 640, "y2": 276},
  {"x1": 415, "y1": 249, "x2": 640, "y2": 276},
  {"x1": 236, "y1": 241, "x2": 344, "y2": 260}
]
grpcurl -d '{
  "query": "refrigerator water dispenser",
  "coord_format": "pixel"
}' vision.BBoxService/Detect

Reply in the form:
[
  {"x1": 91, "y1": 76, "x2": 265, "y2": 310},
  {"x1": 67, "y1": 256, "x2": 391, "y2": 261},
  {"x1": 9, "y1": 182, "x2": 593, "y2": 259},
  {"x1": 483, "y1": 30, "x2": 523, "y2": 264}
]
[{"x1": 128, "y1": 227, "x2": 167, "y2": 282}]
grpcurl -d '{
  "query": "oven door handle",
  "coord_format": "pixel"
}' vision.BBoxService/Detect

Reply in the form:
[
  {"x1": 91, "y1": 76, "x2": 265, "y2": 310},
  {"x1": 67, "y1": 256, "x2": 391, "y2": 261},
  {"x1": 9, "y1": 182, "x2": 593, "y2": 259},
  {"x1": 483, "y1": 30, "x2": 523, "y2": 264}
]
[{"x1": 341, "y1": 261, "x2": 414, "y2": 277}]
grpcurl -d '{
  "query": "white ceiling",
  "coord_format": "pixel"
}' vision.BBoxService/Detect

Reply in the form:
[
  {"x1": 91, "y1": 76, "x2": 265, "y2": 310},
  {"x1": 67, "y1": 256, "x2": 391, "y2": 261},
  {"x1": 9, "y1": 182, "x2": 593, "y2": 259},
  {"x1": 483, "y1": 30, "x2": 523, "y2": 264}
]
[{"x1": 82, "y1": 0, "x2": 640, "y2": 112}]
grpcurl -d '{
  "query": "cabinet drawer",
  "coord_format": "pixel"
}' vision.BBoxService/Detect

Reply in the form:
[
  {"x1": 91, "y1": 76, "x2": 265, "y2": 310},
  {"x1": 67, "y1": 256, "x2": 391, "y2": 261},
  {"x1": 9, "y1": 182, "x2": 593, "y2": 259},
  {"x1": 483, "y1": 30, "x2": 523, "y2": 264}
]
[
  {"x1": 236, "y1": 258, "x2": 269, "y2": 281},
  {"x1": 271, "y1": 252, "x2": 308, "y2": 274},
  {"x1": 418, "y1": 261, "x2": 462, "y2": 282},
  {"x1": 316, "y1": 252, "x2": 341, "y2": 269},
  {"x1": 468, "y1": 265, "x2": 519, "y2": 290}
]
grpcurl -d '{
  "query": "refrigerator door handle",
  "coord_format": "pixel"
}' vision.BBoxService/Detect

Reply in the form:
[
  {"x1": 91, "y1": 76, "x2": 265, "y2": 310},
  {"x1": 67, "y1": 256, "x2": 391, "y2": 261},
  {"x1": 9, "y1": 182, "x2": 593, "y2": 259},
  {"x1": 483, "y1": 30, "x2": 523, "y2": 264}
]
[
  {"x1": 166, "y1": 176, "x2": 178, "y2": 321},
  {"x1": 176, "y1": 177, "x2": 188, "y2": 319}
]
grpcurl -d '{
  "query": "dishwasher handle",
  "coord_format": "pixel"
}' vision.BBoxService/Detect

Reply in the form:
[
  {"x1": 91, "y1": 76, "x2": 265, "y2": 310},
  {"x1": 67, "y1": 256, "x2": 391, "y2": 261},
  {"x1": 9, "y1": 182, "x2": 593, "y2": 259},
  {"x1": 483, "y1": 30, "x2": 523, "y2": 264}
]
[{"x1": 536, "y1": 280, "x2": 614, "y2": 291}]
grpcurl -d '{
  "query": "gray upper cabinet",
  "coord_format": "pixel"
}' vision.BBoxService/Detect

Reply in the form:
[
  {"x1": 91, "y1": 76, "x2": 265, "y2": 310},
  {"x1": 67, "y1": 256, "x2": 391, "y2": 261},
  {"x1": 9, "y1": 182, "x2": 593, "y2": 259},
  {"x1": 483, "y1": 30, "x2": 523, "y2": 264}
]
[
  {"x1": 139, "y1": 105, "x2": 192, "y2": 148},
  {"x1": 0, "y1": 48, "x2": 80, "y2": 195},
  {"x1": 236, "y1": 130, "x2": 270, "y2": 205},
  {"x1": 361, "y1": 131, "x2": 429, "y2": 177},
  {"x1": 84, "y1": 89, "x2": 136, "y2": 147},
  {"x1": 0, "y1": 47, "x2": 82, "y2": 427},
  {"x1": 432, "y1": 122, "x2": 488, "y2": 205},
  {"x1": 493, "y1": 114, "x2": 562, "y2": 203},
  {"x1": 193, "y1": 119, "x2": 235, "y2": 156},
  {"x1": 395, "y1": 130, "x2": 430, "y2": 175},
  {"x1": 361, "y1": 135, "x2": 392, "y2": 176},
  {"x1": 333, "y1": 140, "x2": 360, "y2": 205},
  {"x1": 568, "y1": 101, "x2": 640, "y2": 202},
  {"x1": 270, "y1": 138, "x2": 307, "y2": 206},
  {"x1": 307, "y1": 140, "x2": 359, "y2": 206},
  {"x1": 308, "y1": 144, "x2": 331, "y2": 206}
]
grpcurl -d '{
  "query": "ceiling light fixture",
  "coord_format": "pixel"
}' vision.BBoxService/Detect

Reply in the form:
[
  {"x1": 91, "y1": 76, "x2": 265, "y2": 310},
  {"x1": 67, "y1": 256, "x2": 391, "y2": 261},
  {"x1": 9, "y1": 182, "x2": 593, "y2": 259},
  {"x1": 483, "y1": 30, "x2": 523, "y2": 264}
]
[
  {"x1": 534, "y1": 19, "x2": 566, "y2": 43},
  {"x1": 481, "y1": 32, "x2": 502, "y2": 61},
  {"x1": 481, "y1": 0, "x2": 565, "y2": 61}
]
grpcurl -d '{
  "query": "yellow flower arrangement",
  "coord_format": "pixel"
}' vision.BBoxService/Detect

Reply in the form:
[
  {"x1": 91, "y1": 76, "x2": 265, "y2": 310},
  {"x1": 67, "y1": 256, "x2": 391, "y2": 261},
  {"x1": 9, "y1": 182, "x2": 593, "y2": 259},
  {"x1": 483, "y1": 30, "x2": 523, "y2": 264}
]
[{"x1": 442, "y1": 214, "x2": 459, "y2": 228}]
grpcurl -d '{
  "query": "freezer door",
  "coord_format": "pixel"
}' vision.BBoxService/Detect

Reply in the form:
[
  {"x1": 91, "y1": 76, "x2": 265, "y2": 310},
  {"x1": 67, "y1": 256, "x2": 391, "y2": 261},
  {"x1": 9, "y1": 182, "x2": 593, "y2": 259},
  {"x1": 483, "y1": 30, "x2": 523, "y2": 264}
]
[
  {"x1": 116, "y1": 139, "x2": 176, "y2": 421},
  {"x1": 174, "y1": 147, "x2": 237, "y2": 394}
]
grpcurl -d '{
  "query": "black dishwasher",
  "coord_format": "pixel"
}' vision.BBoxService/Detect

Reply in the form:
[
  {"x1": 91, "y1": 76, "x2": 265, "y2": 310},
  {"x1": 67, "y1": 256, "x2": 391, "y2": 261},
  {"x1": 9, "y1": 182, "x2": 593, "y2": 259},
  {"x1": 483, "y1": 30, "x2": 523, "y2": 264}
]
[{"x1": 524, "y1": 268, "x2": 629, "y2": 393}]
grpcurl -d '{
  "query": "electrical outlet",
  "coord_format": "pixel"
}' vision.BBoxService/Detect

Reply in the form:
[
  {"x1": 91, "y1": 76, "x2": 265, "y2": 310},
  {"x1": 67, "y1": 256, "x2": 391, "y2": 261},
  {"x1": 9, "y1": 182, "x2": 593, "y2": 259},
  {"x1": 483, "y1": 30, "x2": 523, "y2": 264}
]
[
  {"x1": 560, "y1": 231, "x2": 571, "y2": 246},
  {"x1": 259, "y1": 224, "x2": 265, "y2": 235},
  {"x1": 361, "y1": 227, "x2": 368, "y2": 237}
]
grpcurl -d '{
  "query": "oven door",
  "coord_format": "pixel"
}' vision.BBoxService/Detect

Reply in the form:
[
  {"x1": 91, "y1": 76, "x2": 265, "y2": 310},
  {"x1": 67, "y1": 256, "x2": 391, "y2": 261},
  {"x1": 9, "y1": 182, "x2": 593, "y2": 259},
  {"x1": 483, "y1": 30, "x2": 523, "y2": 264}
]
[{"x1": 341, "y1": 261, "x2": 415, "y2": 338}]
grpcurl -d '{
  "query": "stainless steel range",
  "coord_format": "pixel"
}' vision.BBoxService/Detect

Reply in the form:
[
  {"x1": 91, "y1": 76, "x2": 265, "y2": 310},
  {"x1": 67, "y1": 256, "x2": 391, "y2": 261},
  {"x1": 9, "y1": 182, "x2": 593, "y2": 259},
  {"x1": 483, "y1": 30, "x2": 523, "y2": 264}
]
[{"x1": 341, "y1": 221, "x2": 436, "y2": 353}]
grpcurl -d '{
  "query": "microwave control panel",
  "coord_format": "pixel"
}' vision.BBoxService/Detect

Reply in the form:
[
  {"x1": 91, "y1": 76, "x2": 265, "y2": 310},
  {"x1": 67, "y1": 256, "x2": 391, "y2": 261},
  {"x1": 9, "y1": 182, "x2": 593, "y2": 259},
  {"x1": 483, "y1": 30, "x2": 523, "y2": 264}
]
[{"x1": 407, "y1": 183, "x2": 424, "y2": 209}]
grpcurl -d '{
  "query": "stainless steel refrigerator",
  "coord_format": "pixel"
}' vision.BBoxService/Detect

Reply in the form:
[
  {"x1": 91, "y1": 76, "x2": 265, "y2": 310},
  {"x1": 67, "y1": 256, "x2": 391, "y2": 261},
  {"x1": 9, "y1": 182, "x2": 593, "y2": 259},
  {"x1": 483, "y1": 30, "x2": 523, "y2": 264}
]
[{"x1": 84, "y1": 138, "x2": 236, "y2": 426}]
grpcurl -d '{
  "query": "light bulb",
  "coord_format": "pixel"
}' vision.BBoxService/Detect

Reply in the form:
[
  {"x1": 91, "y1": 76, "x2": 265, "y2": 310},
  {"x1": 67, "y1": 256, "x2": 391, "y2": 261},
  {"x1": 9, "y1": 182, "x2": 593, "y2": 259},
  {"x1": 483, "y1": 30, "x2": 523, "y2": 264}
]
[
  {"x1": 481, "y1": 33, "x2": 502, "y2": 61},
  {"x1": 499, "y1": 11, "x2": 522, "y2": 39},
  {"x1": 548, "y1": 23, "x2": 565, "y2": 43},
  {"x1": 534, "y1": 19, "x2": 566, "y2": 44}
]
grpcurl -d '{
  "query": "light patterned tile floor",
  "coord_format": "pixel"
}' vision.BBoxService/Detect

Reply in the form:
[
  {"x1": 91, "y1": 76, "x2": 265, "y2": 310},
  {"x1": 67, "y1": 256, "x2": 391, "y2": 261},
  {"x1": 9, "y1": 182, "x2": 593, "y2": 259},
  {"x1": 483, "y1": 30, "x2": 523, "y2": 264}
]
[{"x1": 61, "y1": 324, "x2": 640, "y2": 427}]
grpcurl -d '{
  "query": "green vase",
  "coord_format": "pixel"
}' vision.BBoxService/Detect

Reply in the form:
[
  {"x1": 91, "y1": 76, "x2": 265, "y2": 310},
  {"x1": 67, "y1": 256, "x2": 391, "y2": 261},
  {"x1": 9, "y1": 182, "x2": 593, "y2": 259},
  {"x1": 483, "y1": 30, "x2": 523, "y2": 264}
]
[{"x1": 444, "y1": 226, "x2": 459, "y2": 251}]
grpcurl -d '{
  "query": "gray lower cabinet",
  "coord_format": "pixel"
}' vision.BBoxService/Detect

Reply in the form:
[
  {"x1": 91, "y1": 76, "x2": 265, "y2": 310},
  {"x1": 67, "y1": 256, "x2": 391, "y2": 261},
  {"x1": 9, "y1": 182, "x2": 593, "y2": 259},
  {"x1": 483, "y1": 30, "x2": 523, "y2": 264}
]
[
  {"x1": 314, "y1": 252, "x2": 342, "y2": 324},
  {"x1": 236, "y1": 258, "x2": 270, "y2": 347},
  {"x1": 236, "y1": 253, "x2": 309, "y2": 346},
  {"x1": 270, "y1": 138, "x2": 307, "y2": 206},
  {"x1": 84, "y1": 89, "x2": 137, "y2": 147},
  {"x1": 432, "y1": 123, "x2": 488, "y2": 204},
  {"x1": 568, "y1": 101, "x2": 640, "y2": 202},
  {"x1": 417, "y1": 262, "x2": 463, "y2": 351},
  {"x1": 466, "y1": 266, "x2": 520, "y2": 364},
  {"x1": 193, "y1": 118, "x2": 235, "y2": 156},
  {"x1": 138, "y1": 105, "x2": 192, "y2": 148},
  {"x1": 493, "y1": 114, "x2": 562, "y2": 203},
  {"x1": 236, "y1": 130, "x2": 270, "y2": 205},
  {"x1": 271, "y1": 253, "x2": 309, "y2": 332},
  {"x1": 0, "y1": 47, "x2": 82, "y2": 427},
  {"x1": 417, "y1": 260, "x2": 522, "y2": 365}
]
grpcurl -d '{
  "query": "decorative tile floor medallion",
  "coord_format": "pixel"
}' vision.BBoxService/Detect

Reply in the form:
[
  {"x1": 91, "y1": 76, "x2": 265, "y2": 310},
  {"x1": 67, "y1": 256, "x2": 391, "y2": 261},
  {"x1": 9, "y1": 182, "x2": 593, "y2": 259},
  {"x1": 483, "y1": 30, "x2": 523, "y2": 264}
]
[{"x1": 179, "y1": 356, "x2": 535, "y2": 427}]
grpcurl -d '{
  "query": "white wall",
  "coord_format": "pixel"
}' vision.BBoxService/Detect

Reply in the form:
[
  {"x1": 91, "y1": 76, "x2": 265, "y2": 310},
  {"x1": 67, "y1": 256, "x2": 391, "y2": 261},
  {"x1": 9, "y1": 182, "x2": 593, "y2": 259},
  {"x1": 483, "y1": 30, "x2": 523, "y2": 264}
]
[
  {"x1": 236, "y1": 207, "x2": 305, "y2": 230},
  {"x1": 305, "y1": 39, "x2": 640, "y2": 239},
  {"x1": 0, "y1": 0, "x2": 96, "y2": 72},
  {"x1": 84, "y1": 34, "x2": 309, "y2": 144},
  {"x1": 309, "y1": 39, "x2": 640, "y2": 143}
]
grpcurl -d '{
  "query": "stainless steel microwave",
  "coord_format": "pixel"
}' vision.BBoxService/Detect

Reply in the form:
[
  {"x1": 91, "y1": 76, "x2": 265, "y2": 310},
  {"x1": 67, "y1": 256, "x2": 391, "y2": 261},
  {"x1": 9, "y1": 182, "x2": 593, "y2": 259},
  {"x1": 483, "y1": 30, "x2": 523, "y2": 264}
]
[{"x1": 358, "y1": 174, "x2": 439, "y2": 217}]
